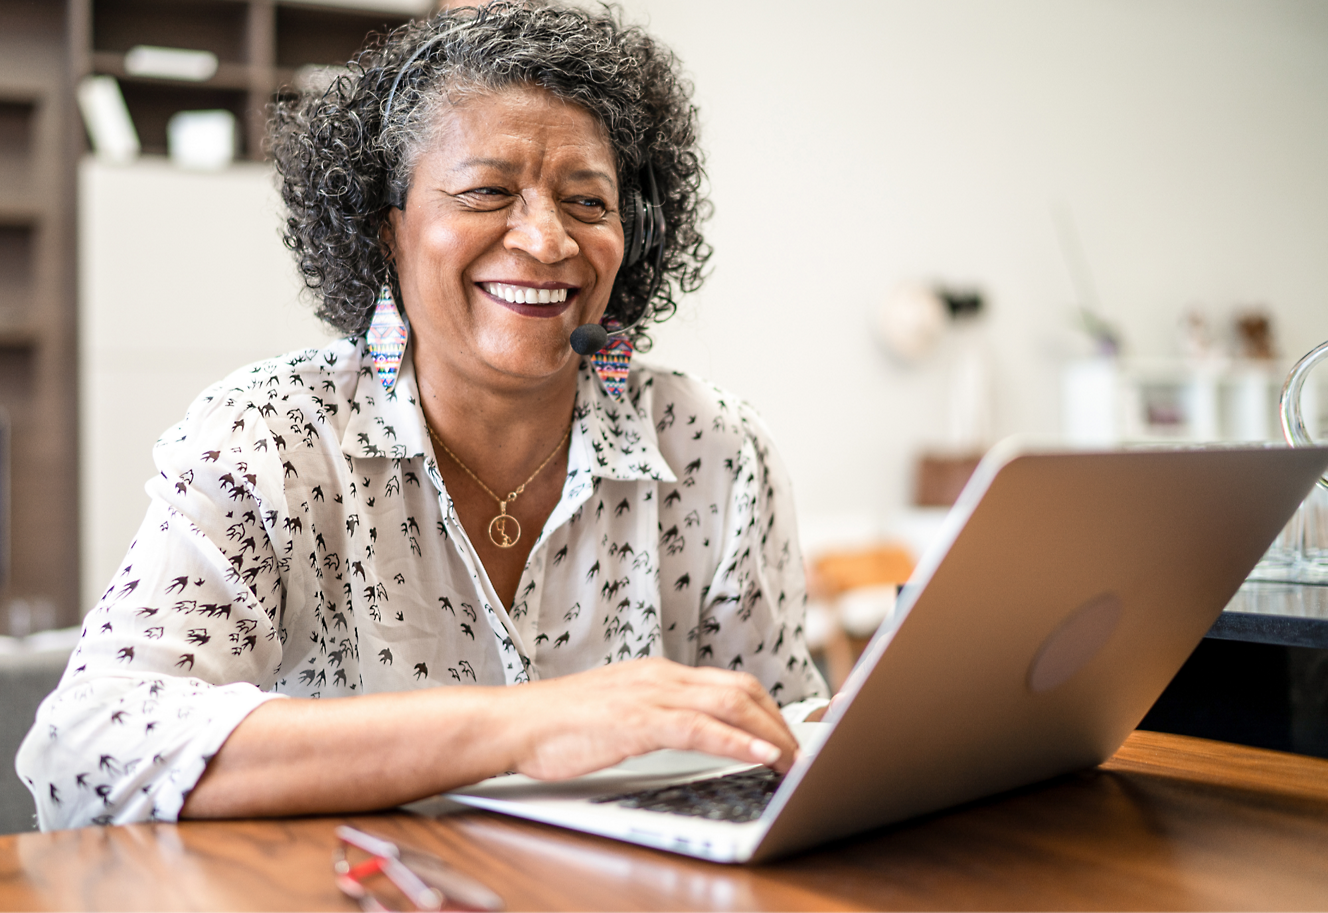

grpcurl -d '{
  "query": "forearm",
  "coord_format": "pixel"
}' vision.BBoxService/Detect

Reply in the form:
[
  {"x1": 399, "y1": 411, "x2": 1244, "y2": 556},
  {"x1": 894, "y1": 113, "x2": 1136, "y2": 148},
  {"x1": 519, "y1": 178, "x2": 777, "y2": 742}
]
[
  {"x1": 182, "y1": 658, "x2": 801, "y2": 820},
  {"x1": 181, "y1": 686, "x2": 524, "y2": 819}
]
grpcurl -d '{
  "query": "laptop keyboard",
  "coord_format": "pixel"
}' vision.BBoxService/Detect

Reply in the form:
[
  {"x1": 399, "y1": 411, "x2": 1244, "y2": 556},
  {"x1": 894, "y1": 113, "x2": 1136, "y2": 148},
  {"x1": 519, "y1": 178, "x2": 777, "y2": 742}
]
[{"x1": 590, "y1": 767, "x2": 783, "y2": 823}]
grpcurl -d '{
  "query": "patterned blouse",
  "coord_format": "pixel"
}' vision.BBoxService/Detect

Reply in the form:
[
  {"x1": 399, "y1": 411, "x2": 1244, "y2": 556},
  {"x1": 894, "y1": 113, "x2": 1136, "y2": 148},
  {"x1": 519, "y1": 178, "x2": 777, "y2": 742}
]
[{"x1": 17, "y1": 336, "x2": 827, "y2": 830}]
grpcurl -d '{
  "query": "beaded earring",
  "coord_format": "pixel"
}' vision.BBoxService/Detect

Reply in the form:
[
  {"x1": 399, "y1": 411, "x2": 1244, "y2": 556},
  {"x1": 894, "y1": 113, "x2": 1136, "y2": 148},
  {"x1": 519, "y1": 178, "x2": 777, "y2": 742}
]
[
  {"x1": 366, "y1": 283, "x2": 408, "y2": 392},
  {"x1": 590, "y1": 317, "x2": 633, "y2": 400}
]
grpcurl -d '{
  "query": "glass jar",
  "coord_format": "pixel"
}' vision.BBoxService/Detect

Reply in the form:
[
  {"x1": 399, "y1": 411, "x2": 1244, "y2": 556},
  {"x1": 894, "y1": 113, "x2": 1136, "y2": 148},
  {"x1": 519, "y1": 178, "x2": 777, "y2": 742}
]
[{"x1": 1273, "y1": 340, "x2": 1328, "y2": 583}]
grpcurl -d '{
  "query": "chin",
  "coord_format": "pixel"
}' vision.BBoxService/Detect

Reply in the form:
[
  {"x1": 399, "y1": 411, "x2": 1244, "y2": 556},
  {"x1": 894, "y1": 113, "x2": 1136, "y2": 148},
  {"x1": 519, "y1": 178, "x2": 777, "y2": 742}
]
[{"x1": 479, "y1": 330, "x2": 581, "y2": 382}]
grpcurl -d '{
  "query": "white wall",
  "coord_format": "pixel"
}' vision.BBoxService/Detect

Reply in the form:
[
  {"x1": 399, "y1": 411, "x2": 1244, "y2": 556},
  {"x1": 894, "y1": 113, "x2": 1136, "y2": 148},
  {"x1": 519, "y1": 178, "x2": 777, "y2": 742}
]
[
  {"x1": 80, "y1": 160, "x2": 335, "y2": 611},
  {"x1": 613, "y1": 0, "x2": 1328, "y2": 543},
  {"x1": 79, "y1": 0, "x2": 1328, "y2": 605}
]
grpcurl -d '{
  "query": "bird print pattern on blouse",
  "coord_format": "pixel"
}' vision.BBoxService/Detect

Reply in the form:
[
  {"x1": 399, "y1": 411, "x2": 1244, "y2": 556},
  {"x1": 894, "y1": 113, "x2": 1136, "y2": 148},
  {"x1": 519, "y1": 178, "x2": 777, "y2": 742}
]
[{"x1": 17, "y1": 335, "x2": 827, "y2": 830}]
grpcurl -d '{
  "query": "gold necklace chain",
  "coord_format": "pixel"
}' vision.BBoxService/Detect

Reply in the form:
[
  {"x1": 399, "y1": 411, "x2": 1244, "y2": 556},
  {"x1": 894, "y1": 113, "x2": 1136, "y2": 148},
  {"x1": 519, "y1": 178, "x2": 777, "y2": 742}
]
[{"x1": 426, "y1": 421, "x2": 572, "y2": 549}]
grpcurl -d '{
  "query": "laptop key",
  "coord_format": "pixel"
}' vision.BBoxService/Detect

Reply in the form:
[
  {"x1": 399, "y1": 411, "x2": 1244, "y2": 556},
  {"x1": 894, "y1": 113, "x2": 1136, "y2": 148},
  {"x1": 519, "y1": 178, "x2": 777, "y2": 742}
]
[{"x1": 591, "y1": 767, "x2": 783, "y2": 823}]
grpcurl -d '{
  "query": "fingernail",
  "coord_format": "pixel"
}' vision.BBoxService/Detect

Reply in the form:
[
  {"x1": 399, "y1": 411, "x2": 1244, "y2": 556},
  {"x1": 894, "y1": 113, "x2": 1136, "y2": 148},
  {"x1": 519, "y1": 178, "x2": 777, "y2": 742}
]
[{"x1": 750, "y1": 739, "x2": 781, "y2": 765}]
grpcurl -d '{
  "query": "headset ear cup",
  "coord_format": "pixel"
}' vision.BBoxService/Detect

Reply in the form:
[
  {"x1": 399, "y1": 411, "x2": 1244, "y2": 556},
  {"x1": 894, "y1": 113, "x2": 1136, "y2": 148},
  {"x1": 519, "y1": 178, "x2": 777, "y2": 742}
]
[
  {"x1": 640, "y1": 163, "x2": 665, "y2": 261},
  {"x1": 640, "y1": 195, "x2": 655, "y2": 255},
  {"x1": 624, "y1": 187, "x2": 646, "y2": 267},
  {"x1": 645, "y1": 199, "x2": 665, "y2": 257}
]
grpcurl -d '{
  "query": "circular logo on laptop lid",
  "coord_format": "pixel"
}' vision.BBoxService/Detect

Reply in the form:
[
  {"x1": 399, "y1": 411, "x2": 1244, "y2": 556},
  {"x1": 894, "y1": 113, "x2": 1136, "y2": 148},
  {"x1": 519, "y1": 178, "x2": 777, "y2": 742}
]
[{"x1": 1027, "y1": 592, "x2": 1123, "y2": 694}]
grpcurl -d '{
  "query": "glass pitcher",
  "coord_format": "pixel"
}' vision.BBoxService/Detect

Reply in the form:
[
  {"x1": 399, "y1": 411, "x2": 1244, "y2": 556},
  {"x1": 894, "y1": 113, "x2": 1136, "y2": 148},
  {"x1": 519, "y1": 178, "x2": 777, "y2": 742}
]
[{"x1": 1263, "y1": 340, "x2": 1328, "y2": 583}]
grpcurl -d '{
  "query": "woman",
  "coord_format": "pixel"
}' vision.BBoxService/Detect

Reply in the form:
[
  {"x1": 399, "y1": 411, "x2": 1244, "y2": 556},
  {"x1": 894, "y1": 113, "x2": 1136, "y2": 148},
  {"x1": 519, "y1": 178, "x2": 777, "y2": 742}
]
[{"x1": 18, "y1": 2, "x2": 826, "y2": 830}]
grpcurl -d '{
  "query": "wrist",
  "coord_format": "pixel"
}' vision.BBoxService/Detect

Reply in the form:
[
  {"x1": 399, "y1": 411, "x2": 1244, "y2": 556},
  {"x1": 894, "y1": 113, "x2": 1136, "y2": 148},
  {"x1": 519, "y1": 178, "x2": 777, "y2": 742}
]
[{"x1": 479, "y1": 681, "x2": 542, "y2": 775}]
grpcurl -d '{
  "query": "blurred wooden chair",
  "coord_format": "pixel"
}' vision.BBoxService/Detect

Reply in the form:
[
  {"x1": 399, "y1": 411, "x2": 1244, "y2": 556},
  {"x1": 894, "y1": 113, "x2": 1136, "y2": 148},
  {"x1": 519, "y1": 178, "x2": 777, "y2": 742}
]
[{"x1": 807, "y1": 543, "x2": 916, "y2": 691}]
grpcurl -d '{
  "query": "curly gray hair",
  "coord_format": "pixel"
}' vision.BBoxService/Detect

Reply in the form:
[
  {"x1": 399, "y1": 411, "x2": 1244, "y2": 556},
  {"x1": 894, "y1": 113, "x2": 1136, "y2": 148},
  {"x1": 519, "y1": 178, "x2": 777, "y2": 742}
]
[{"x1": 270, "y1": 1, "x2": 712, "y2": 343}]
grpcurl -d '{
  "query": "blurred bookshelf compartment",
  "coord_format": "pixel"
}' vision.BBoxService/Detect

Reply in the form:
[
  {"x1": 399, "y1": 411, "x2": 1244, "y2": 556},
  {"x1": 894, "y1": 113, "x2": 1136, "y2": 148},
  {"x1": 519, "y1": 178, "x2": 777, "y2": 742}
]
[
  {"x1": 0, "y1": 222, "x2": 35, "y2": 323},
  {"x1": 91, "y1": 0, "x2": 249, "y2": 63},
  {"x1": 1061, "y1": 357, "x2": 1321, "y2": 446},
  {"x1": 117, "y1": 82, "x2": 245, "y2": 158},
  {"x1": 0, "y1": 99, "x2": 37, "y2": 199},
  {"x1": 275, "y1": 4, "x2": 409, "y2": 70}
]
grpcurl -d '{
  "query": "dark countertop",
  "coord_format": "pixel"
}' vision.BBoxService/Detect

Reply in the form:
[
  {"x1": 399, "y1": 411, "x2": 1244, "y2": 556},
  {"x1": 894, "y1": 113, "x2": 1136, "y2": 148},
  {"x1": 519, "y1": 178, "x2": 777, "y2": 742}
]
[{"x1": 1209, "y1": 581, "x2": 1328, "y2": 648}]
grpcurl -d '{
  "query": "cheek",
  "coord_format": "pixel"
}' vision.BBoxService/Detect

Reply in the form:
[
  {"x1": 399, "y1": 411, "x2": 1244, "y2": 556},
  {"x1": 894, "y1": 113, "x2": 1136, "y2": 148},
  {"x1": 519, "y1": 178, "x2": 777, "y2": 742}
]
[
  {"x1": 400, "y1": 222, "x2": 489, "y2": 296},
  {"x1": 587, "y1": 228, "x2": 626, "y2": 287},
  {"x1": 417, "y1": 221, "x2": 470, "y2": 268}
]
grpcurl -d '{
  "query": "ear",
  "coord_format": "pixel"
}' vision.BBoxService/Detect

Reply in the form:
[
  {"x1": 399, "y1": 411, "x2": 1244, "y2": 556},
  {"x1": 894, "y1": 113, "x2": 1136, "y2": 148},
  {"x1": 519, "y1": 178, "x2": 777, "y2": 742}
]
[{"x1": 379, "y1": 211, "x2": 398, "y2": 263}]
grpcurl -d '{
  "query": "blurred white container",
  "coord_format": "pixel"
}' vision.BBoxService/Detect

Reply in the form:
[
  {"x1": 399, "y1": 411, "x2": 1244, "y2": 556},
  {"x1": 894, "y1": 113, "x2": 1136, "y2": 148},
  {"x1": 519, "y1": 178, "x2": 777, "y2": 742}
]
[
  {"x1": 124, "y1": 46, "x2": 218, "y2": 82},
  {"x1": 1229, "y1": 366, "x2": 1275, "y2": 442},
  {"x1": 76, "y1": 76, "x2": 139, "y2": 165},
  {"x1": 1061, "y1": 358, "x2": 1119, "y2": 446},
  {"x1": 167, "y1": 110, "x2": 235, "y2": 171}
]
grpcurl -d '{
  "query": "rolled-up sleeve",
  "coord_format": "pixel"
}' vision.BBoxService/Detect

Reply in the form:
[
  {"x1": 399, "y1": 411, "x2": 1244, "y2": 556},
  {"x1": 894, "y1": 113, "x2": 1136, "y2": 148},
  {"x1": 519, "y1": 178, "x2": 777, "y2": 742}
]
[{"x1": 17, "y1": 390, "x2": 290, "y2": 830}]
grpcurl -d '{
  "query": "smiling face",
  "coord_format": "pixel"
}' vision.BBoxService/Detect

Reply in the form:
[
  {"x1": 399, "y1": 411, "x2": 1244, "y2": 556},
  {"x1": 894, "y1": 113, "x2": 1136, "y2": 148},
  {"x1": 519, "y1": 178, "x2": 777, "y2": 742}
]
[{"x1": 385, "y1": 85, "x2": 624, "y2": 394}]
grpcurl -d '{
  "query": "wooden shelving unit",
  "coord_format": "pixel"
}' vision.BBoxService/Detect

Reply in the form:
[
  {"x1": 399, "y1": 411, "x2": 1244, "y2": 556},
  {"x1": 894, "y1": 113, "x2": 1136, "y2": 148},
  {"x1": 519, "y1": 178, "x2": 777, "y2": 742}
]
[
  {"x1": 0, "y1": 1, "x2": 79, "y2": 634},
  {"x1": 79, "y1": 0, "x2": 416, "y2": 160},
  {"x1": 0, "y1": 0, "x2": 420, "y2": 633}
]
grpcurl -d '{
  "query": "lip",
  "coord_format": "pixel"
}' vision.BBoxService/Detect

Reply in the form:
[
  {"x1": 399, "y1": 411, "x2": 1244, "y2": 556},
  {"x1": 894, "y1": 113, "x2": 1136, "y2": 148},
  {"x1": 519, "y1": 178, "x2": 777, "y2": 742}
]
[
  {"x1": 477, "y1": 281, "x2": 579, "y2": 319},
  {"x1": 478, "y1": 280, "x2": 578, "y2": 290}
]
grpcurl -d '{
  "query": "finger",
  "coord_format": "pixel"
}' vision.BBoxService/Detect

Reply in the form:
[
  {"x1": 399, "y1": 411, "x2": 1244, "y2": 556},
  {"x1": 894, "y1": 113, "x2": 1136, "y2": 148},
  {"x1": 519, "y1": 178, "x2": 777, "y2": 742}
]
[
  {"x1": 659, "y1": 679, "x2": 799, "y2": 765},
  {"x1": 658, "y1": 709, "x2": 796, "y2": 773},
  {"x1": 610, "y1": 660, "x2": 794, "y2": 748},
  {"x1": 655, "y1": 664, "x2": 790, "y2": 728},
  {"x1": 510, "y1": 693, "x2": 789, "y2": 780},
  {"x1": 522, "y1": 660, "x2": 798, "y2": 771},
  {"x1": 659, "y1": 661, "x2": 776, "y2": 701}
]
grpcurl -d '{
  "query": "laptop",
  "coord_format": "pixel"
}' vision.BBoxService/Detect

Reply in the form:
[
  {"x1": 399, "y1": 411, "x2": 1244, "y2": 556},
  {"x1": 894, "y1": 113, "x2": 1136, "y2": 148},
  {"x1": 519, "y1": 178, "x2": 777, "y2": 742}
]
[{"x1": 435, "y1": 440, "x2": 1328, "y2": 863}]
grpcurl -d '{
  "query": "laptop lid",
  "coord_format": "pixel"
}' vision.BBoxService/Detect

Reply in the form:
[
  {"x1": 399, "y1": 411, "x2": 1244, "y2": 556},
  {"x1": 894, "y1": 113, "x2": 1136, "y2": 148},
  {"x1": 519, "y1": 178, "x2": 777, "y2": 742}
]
[{"x1": 749, "y1": 441, "x2": 1328, "y2": 861}]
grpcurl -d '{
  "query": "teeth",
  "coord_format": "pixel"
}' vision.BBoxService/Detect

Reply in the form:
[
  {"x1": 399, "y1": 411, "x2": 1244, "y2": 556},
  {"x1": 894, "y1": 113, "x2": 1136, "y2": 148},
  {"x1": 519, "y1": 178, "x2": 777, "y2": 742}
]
[{"x1": 482, "y1": 282, "x2": 568, "y2": 305}]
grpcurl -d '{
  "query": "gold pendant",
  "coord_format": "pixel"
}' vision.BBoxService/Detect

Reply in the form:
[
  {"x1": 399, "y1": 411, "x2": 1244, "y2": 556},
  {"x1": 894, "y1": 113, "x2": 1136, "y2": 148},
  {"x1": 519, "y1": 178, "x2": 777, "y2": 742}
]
[{"x1": 488, "y1": 511, "x2": 520, "y2": 548}]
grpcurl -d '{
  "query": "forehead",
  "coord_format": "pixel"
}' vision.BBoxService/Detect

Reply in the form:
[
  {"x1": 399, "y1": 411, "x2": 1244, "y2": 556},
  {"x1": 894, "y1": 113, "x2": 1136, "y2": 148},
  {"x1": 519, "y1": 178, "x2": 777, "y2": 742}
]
[{"x1": 420, "y1": 85, "x2": 617, "y2": 176}]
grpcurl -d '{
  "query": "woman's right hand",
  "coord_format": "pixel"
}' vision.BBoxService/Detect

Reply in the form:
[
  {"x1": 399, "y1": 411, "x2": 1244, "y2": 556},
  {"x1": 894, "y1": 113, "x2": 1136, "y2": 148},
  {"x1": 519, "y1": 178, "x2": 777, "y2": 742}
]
[
  {"x1": 497, "y1": 657, "x2": 800, "y2": 780},
  {"x1": 183, "y1": 657, "x2": 797, "y2": 820}
]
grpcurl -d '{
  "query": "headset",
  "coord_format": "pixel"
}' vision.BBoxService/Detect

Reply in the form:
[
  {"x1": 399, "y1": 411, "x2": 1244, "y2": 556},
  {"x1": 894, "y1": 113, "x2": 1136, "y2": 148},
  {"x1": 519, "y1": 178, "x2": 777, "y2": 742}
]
[
  {"x1": 621, "y1": 162, "x2": 667, "y2": 271},
  {"x1": 378, "y1": 28, "x2": 667, "y2": 354}
]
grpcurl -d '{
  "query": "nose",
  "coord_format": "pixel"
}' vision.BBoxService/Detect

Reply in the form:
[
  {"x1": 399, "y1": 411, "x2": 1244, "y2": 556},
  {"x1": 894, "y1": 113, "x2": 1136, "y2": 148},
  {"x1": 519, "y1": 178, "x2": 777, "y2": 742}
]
[{"x1": 505, "y1": 195, "x2": 579, "y2": 263}]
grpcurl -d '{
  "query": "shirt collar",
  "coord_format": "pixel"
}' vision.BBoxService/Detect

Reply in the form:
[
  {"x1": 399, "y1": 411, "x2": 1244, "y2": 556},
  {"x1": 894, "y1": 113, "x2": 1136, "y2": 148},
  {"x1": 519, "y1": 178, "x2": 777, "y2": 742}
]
[
  {"x1": 341, "y1": 336, "x2": 430, "y2": 460},
  {"x1": 570, "y1": 360, "x2": 676, "y2": 484},
  {"x1": 341, "y1": 337, "x2": 676, "y2": 485}
]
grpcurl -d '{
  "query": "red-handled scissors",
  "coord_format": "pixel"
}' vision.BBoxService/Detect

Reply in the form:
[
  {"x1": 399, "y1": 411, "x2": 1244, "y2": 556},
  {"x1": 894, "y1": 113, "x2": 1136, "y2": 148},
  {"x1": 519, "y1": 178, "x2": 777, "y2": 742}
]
[{"x1": 333, "y1": 825, "x2": 503, "y2": 911}]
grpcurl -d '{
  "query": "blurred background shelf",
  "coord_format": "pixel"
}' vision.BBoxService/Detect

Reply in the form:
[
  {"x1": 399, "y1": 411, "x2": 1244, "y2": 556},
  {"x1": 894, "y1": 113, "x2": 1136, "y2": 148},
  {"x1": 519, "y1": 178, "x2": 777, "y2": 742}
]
[
  {"x1": 0, "y1": 0, "x2": 79, "y2": 635},
  {"x1": 81, "y1": 0, "x2": 419, "y2": 160},
  {"x1": 0, "y1": 0, "x2": 425, "y2": 635},
  {"x1": 1062, "y1": 356, "x2": 1323, "y2": 447}
]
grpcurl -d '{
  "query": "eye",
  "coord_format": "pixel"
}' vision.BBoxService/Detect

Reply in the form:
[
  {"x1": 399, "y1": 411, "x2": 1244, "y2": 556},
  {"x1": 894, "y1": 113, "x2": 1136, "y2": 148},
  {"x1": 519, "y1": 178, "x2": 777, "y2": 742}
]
[
  {"x1": 565, "y1": 196, "x2": 609, "y2": 223},
  {"x1": 453, "y1": 187, "x2": 513, "y2": 210}
]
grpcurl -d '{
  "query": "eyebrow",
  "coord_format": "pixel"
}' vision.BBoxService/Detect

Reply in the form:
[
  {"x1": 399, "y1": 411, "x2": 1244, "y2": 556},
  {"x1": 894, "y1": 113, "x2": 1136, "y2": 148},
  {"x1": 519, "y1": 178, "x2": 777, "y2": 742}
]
[
  {"x1": 567, "y1": 168, "x2": 616, "y2": 187},
  {"x1": 453, "y1": 157, "x2": 518, "y2": 174},
  {"x1": 452, "y1": 159, "x2": 616, "y2": 187}
]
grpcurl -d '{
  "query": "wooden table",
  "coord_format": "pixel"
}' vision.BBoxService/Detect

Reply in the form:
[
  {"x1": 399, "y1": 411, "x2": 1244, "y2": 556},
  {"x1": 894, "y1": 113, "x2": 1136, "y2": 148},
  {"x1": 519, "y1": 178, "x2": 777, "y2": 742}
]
[{"x1": 3, "y1": 731, "x2": 1328, "y2": 911}]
